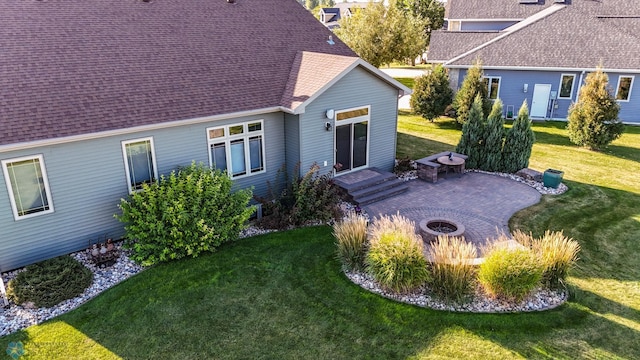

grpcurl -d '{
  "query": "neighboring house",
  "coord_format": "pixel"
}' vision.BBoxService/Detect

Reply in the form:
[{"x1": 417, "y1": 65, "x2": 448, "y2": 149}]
[
  {"x1": 0, "y1": 0, "x2": 409, "y2": 271},
  {"x1": 428, "y1": 0, "x2": 640, "y2": 123},
  {"x1": 319, "y1": 2, "x2": 369, "y2": 30}
]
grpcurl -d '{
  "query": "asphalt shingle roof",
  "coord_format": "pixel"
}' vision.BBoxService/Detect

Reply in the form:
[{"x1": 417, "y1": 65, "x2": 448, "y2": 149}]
[
  {"x1": 428, "y1": 31, "x2": 500, "y2": 62},
  {"x1": 431, "y1": 1, "x2": 640, "y2": 70},
  {"x1": 0, "y1": 0, "x2": 358, "y2": 147},
  {"x1": 447, "y1": 0, "x2": 555, "y2": 20}
]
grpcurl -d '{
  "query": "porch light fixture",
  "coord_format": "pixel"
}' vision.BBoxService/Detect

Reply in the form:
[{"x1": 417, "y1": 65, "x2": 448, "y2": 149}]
[
  {"x1": 325, "y1": 109, "x2": 334, "y2": 119},
  {"x1": 325, "y1": 122, "x2": 332, "y2": 131},
  {"x1": 523, "y1": 83, "x2": 528, "y2": 93}
]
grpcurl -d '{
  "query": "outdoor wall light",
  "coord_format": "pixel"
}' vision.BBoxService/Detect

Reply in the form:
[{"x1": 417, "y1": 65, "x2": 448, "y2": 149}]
[
  {"x1": 325, "y1": 109, "x2": 334, "y2": 119},
  {"x1": 523, "y1": 83, "x2": 528, "y2": 93},
  {"x1": 325, "y1": 122, "x2": 332, "y2": 131}
]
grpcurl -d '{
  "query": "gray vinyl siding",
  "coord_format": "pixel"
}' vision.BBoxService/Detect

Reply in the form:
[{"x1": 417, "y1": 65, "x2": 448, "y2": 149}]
[
  {"x1": 457, "y1": 68, "x2": 640, "y2": 123},
  {"x1": 284, "y1": 113, "x2": 301, "y2": 176},
  {"x1": 299, "y1": 66, "x2": 399, "y2": 176},
  {"x1": 0, "y1": 112, "x2": 285, "y2": 271}
]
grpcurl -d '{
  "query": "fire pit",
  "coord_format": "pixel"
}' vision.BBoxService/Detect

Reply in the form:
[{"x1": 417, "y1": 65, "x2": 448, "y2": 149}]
[{"x1": 419, "y1": 218, "x2": 466, "y2": 242}]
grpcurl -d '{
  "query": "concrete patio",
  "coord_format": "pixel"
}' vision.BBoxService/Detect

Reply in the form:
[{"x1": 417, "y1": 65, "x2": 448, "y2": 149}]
[{"x1": 362, "y1": 172, "x2": 541, "y2": 251}]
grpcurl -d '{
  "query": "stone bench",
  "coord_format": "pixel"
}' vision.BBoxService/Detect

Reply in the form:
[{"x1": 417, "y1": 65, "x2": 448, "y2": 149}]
[{"x1": 415, "y1": 151, "x2": 468, "y2": 183}]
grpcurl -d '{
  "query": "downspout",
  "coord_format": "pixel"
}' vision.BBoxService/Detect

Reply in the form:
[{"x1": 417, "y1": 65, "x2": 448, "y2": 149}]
[{"x1": 575, "y1": 70, "x2": 586, "y2": 104}]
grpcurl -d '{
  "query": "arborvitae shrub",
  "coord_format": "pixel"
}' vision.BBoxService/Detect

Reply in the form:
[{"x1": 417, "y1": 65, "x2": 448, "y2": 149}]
[
  {"x1": 452, "y1": 60, "x2": 491, "y2": 125},
  {"x1": 481, "y1": 99, "x2": 505, "y2": 172},
  {"x1": 501, "y1": 101, "x2": 535, "y2": 173},
  {"x1": 455, "y1": 95, "x2": 485, "y2": 169},
  {"x1": 7, "y1": 255, "x2": 93, "y2": 308}
]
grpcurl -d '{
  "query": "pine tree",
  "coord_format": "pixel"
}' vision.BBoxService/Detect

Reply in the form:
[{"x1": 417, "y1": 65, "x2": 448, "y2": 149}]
[
  {"x1": 501, "y1": 101, "x2": 535, "y2": 173},
  {"x1": 567, "y1": 67, "x2": 624, "y2": 150},
  {"x1": 452, "y1": 60, "x2": 490, "y2": 125},
  {"x1": 481, "y1": 99, "x2": 505, "y2": 172},
  {"x1": 455, "y1": 95, "x2": 485, "y2": 169},
  {"x1": 410, "y1": 65, "x2": 453, "y2": 121}
]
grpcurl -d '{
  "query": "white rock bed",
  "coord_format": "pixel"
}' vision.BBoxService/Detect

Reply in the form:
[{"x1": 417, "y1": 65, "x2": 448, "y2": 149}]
[{"x1": 345, "y1": 269, "x2": 568, "y2": 313}]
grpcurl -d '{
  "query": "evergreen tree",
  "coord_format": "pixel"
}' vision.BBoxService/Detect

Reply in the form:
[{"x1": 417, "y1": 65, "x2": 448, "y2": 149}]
[
  {"x1": 481, "y1": 99, "x2": 505, "y2": 172},
  {"x1": 567, "y1": 68, "x2": 624, "y2": 150},
  {"x1": 501, "y1": 101, "x2": 535, "y2": 173},
  {"x1": 410, "y1": 65, "x2": 453, "y2": 121},
  {"x1": 455, "y1": 95, "x2": 485, "y2": 169},
  {"x1": 452, "y1": 60, "x2": 490, "y2": 125}
]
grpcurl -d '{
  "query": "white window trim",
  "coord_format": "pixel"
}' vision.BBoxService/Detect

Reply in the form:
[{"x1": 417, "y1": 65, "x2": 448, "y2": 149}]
[
  {"x1": 615, "y1": 75, "x2": 634, "y2": 102},
  {"x1": 558, "y1": 73, "x2": 576, "y2": 99},
  {"x1": 121, "y1": 137, "x2": 158, "y2": 194},
  {"x1": 2, "y1": 154, "x2": 54, "y2": 220},
  {"x1": 334, "y1": 105, "x2": 371, "y2": 175},
  {"x1": 483, "y1": 76, "x2": 501, "y2": 100},
  {"x1": 207, "y1": 120, "x2": 266, "y2": 179}
]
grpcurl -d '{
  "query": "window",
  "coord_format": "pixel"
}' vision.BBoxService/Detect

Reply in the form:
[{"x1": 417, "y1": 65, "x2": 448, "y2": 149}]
[
  {"x1": 449, "y1": 20, "x2": 461, "y2": 31},
  {"x1": 559, "y1": 74, "x2": 576, "y2": 99},
  {"x1": 482, "y1": 76, "x2": 501, "y2": 100},
  {"x1": 122, "y1": 137, "x2": 158, "y2": 193},
  {"x1": 615, "y1": 76, "x2": 634, "y2": 101},
  {"x1": 207, "y1": 120, "x2": 265, "y2": 178},
  {"x1": 2, "y1": 155, "x2": 54, "y2": 220}
]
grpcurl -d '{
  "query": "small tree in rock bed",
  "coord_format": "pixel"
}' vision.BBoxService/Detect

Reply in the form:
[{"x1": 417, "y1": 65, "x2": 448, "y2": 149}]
[
  {"x1": 410, "y1": 65, "x2": 453, "y2": 121},
  {"x1": 501, "y1": 101, "x2": 535, "y2": 173},
  {"x1": 567, "y1": 68, "x2": 624, "y2": 150},
  {"x1": 455, "y1": 95, "x2": 485, "y2": 169},
  {"x1": 481, "y1": 99, "x2": 505, "y2": 172},
  {"x1": 116, "y1": 162, "x2": 254, "y2": 266}
]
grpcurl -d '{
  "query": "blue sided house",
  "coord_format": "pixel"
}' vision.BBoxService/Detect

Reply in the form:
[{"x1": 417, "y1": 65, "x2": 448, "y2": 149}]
[
  {"x1": 429, "y1": 0, "x2": 640, "y2": 123},
  {"x1": 0, "y1": 0, "x2": 409, "y2": 271}
]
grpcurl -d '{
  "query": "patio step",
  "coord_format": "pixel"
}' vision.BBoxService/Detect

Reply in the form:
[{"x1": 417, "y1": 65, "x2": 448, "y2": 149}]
[{"x1": 334, "y1": 168, "x2": 408, "y2": 206}]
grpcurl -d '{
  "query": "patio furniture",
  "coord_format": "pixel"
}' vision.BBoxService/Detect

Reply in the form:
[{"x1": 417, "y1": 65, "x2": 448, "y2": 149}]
[
  {"x1": 437, "y1": 155, "x2": 465, "y2": 177},
  {"x1": 416, "y1": 151, "x2": 468, "y2": 183}
]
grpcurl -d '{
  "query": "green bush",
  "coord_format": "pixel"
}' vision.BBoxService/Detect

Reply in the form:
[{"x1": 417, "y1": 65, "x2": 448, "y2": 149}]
[
  {"x1": 428, "y1": 235, "x2": 477, "y2": 302},
  {"x1": 452, "y1": 60, "x2": 492, "y2": 125},
  {"x1": 410, "y1": 65, "x2": 453, "y2": 121},
  {"x1": 501, "y1": 101, "x2": 535, "y2": 173},
  {"x1": 455, "y1": 95, "x2": 485, "y2": 169},
  {"x1": 255, "y1": 163, "x2": 342, "y2": 230},
  {"x1": 333, "y1": 212, "x2": 369, "y2": 271},
  {"x1": 116, "y1": 162, "x2": 254, "y2": 266},
  {"x1": 7, "y1": 255, "x2": 93, "y2": 308},
  {"x1": 514, "y1": 230, "x2": 580, "y2": 289},
  {"x1": 567, "y1": 67, "x2": 624, "y2": 150},
  {"x1": 478, "y1": 246, "x2": 543, "y2": 301},
  {"x1": 365, "y1": 214, "x2": 430, "y2": 293}
]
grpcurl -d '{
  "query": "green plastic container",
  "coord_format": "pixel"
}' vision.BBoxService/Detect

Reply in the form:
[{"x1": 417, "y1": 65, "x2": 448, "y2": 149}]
[{"x1": 543, "y1": 169, "x2": 564, "y2": 188}]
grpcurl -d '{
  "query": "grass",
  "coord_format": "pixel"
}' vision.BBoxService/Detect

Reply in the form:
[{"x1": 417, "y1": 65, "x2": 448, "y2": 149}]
[
  {"x1": 2, "y1": 114, "x2": 640, "y2": 359},
  {"x1": 395, "y1": 77, "x2": 416, "y2": 90}
]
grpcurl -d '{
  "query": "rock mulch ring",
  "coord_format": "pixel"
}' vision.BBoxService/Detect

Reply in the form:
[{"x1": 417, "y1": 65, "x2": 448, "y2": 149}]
[{"x1": 345, "y1": 269, "x2": 568, "y2": 313}]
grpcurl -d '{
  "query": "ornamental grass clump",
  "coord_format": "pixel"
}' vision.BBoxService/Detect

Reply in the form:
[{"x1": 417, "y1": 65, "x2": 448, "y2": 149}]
[
  {"x1": 333, "y1": 212, "x2": 368, "y2": 271},
  {"x1": 478, "y1": 244, "x2": 543, "y2": 301},
  {"x1": 428, "y1": 235, "x2": 478, "y2": 302},
  {"x1": 514, "y1": 230, "x2": 580, "y2": 289},
  {"x1": 365, "y1": 214, "x2": 430, "y2": 293},
  {"x1": 7, "y1": 255, "x2": 93, "y2": 308}
]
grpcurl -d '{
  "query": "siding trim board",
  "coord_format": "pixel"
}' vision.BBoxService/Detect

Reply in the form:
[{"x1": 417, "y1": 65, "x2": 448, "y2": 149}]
[{"x1": 447, "y1": 65, "x2": 640, "y2": 74}]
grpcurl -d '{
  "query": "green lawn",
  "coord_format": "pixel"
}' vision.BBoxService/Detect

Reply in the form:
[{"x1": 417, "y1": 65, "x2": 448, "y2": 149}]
[
  {"x1": 394, "y1": 77, "x2": 416, "y2": 90},
  {"x1": 2, "y1": 115, "x2": 640, "y2": 359}
]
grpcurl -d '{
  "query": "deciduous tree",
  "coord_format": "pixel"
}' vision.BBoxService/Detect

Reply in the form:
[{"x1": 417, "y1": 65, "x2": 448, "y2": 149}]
[{"x1": 410, "y1": 65, "x2": 453, "y2": 121}]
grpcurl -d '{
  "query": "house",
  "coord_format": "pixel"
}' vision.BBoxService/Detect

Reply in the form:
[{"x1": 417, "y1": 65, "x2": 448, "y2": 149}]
[
  {"x1": 429, "y1": 0, "x2": 640, "y2": 123},
  {"x1": 319, "y1": 2, "x2": 369, "y2": 30},
  {"x1": 0, "y1": 0, "x2": 409, "y2": 271}
]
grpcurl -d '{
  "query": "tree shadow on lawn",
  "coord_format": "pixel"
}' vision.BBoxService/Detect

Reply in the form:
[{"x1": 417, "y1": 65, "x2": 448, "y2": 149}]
[{"x1": 396, "y1": 133, "x2": 455, "y2": 160}]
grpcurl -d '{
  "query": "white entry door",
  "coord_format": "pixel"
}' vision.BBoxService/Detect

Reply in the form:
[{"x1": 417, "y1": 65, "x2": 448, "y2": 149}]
[{"x1": 530, "y1": 84, "x2": 551, "y2": 118}]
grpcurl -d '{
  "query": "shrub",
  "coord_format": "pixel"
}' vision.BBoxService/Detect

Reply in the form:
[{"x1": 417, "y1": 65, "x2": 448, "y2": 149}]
[
  {"x1": 255, "y1": 163, "x2": 342, "y2": 230},
  {"x1": 481, "y1": 99, "x2": 505, "y2": 172},
  {"x1": 501, "y1": 101, "x2": 535, "y2": 173},
  {"x1": 7, "y1": 255, "x2": 93, "y2": 308},
  {"x1": 455, "y1": 95, "x2": 485, "y2": 169},
  {"x1": 116, "y1": 162, "x2": 254, "y2": 266},
  {"x1": 410, "y1": 65, "x2": 453, "y2": 121},
  {"x1": 334, "y1": 212, "x2": 369, "y2": 271},
  {"x1": 478, "y1": 245, "x2": 543, "y2": 301},
  {"x1": 394, "y1": 157, "x2": 413, "y2": 174},
  {"x1": 514, "y1": 230, "x2": 580, "y2": 289},
  {"x1": 567, "y1": 67, "x2": 624, "y2": 150},
  {"x1": 452, "y1": 60, "x2": 491, "y2": 125},
  {"x1": 365, "y1": 214, "x2": 430, "y2": 293},
  {"x1": 428, "y1": 235, "x2": 477, "y2": 302}
]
